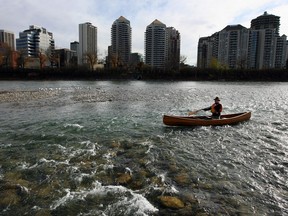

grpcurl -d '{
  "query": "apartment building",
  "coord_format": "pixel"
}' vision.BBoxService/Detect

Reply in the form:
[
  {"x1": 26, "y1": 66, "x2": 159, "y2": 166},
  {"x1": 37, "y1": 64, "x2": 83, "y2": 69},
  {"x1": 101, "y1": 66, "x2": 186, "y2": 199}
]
[
  {"x1": 0, "y1": 30, "x2": 15, "y2": 50},
  {"x1": 166, "y1": 27, "x2": 181, "y2": 70},
  {"x1": 110, "y1": 16, "x2": 131, "y2": 66},
  {"x1": 78, "y1": 22, "x2": 97, "y2": 65},
  {"x1": 198, "y1": 12, "x2": 288, "y2": 69},
  {"x1": 145, "y1": 19, "x2": 180, "y2": 70},
  {"x1": 145, "y1": 19, "x2": 167, "y2": 69},
  {"x1": 16, "y1": 25, "x2": 55, "y2": 57}
]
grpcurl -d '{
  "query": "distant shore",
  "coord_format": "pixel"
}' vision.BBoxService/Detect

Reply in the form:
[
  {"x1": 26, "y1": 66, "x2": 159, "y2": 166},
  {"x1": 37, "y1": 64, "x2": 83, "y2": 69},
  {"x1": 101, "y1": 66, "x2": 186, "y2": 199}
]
[{"x1": 1, "y1": 68, "x2": 288, "y2": 81}]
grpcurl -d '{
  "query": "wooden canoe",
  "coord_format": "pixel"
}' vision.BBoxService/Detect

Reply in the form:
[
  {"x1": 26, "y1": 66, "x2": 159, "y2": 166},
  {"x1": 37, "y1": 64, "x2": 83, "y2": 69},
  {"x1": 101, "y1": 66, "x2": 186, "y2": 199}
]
[{"x1": 163, "y1": 112, "x2": 251, "y2": 126}]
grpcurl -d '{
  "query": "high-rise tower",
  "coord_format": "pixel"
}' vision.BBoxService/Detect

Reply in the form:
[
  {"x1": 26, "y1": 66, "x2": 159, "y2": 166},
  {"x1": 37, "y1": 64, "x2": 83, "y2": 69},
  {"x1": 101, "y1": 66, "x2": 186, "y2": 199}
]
[
  {"x1": 0, "y1": 30, "x2": 15, "y2": 50},
  {"x1": 111, "y1": 16, "x2": 131, "y2": 66},
  {"x1": 249, "y1": 12, "x2": 283, "y2": 69},
  {"x1": 145, "y1": 19, "x2": 167, "y2": 69},
  {"x1": 198, "y1": 12, "x2": 287, "y2": 69},
  {"x1": 218, "y1": 25, "x2": 249, "y2": 69},
  {"x1": 166, "y1": 27, "x2": 180, "y2": 70},
  {"x1": 78, "y1": 22, "x2": 97, "y2": 65},
  {"x1": 251, "y1": 11, "x2": 280, "y2": 35}
]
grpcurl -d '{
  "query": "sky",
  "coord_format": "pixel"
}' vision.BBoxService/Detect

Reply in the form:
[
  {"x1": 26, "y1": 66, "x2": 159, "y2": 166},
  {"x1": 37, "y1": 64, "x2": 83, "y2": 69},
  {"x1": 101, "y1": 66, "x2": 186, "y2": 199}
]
[{"x1": 1, "y1": 0, "x2": 288, "y2": 65}]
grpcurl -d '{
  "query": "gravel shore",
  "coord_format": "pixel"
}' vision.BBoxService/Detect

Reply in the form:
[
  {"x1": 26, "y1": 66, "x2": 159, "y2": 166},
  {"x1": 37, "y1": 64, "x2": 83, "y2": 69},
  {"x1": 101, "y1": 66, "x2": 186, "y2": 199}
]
[{"x1": 0, "y1": 90, "x2": 60, "y2": 103}]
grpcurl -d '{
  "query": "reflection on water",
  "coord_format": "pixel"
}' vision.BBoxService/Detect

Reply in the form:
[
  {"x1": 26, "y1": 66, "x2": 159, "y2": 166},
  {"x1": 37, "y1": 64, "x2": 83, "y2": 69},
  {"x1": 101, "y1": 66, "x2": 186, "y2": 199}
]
[{"x1": 0, "y1": 81, "x2": 287, "y2": 215}]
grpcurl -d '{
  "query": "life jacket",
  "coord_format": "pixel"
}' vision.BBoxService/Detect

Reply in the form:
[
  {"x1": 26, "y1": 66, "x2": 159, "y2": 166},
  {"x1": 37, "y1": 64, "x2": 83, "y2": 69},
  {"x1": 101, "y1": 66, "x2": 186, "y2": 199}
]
[{"x1": 211, "y1": 103, "x2": 222, "y2": 114}]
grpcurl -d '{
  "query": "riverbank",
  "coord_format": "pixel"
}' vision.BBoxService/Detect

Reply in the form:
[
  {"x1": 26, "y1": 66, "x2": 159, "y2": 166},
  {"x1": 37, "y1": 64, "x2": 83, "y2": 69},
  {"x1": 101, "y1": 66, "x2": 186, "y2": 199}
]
[{"x1": 1, "y1": 67, "x2": 288, "y2": 81}]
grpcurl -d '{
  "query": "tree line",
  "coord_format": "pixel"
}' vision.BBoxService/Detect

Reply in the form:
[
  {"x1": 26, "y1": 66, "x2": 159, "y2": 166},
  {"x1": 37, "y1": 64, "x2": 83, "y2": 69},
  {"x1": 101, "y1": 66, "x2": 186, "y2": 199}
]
[{"x1": 1, "y1": 66, "x2": 288, "y2": 81}]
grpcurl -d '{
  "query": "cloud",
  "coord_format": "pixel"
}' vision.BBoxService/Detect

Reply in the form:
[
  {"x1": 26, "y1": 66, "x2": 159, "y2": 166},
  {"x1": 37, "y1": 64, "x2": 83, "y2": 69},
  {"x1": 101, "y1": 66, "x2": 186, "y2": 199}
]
[{"x1": 1, "y1": 0, "x2": 287, "y2": 65}]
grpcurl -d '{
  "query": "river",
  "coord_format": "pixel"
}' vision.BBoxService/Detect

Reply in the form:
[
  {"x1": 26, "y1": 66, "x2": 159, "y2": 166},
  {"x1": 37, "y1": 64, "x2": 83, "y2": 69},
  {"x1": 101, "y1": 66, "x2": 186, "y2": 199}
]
[{"x1": 0, "y1": 81, "x2": 287, "y2": 215}]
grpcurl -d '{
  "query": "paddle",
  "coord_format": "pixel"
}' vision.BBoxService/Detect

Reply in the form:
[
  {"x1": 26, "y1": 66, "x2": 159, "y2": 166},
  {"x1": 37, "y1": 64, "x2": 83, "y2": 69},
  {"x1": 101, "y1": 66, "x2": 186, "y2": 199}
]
[{"x1": 188, "y1": 109, "x2": 202, "y2": 116}]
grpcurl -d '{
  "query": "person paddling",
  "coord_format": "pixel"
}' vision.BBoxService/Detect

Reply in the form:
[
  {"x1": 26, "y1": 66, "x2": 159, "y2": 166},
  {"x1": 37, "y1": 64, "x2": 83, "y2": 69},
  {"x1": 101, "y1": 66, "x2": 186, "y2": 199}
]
[{"x1": 189, "y1": 97, "x2": 222, "y2": 119}]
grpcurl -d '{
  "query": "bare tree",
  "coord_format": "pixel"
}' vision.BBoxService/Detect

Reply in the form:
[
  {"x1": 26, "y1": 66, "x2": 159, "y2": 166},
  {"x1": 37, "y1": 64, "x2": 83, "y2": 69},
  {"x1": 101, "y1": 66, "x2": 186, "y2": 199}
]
[
  {"x1": 110, "y1": 53, "x2": 118, "y2": 68},
  {"x1": 84, "y1": 51, "x2": 98, "y2": 70},
  {"x1": 17, "y1": 49, "x2": 29, "y2": 68},
  {"x1": 236, "y1": 55, "x2": 247, "y2": 69},
  {"x1": 0, "y1": 42, "x2": 12, "y2": 67},
  {"x1": 46, "y1": 47, "x2": 59, "y2": 68},
  {"x1": 39, "y1": 50, "x2": 47, "y2": 69},
  {"x1": 180, "y1": 55, "x2": 187, "y2": 65}
]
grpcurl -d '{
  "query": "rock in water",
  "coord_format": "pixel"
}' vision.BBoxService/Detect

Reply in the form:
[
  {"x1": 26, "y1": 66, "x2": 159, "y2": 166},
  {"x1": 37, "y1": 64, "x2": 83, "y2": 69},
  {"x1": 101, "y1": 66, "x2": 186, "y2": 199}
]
[{"x1": 158, "y1": 196, "x2": 185, "y2": 209}]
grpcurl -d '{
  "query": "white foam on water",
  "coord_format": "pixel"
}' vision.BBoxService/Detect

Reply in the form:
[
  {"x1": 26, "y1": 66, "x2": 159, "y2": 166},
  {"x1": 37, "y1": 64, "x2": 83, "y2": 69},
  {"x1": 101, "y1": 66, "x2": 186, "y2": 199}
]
[
  {"x1": 50, "y1": 181, "x2": 158, "y2": 215},
  {"x1": 50, "y1": 188, "x2": 72, "y2": 210},
  {"x1": 64, "y1": 123, "x2": 84, "y2": 129},
  {"x1": 102, "y1": 164, "x2": 114, "y2": 170},
  {"x1": 139, "y1": 140, "x2": 154, "y2": 154},
  {"x1": 18, "y1": 158, "x2": 70, "y2": 170},
  {"x1": 49, "y1": 144, "x2": 67, "y2": 150},
  {"x1": 17, "y1": 161, "x2": 31, "y2": 169},
  {"x1": 74, "y1": 170, "x2": 97, "y2": 183},
  {"x1": 38, "y1": 158, "x2": 69, "y2": 166},
  {"x1": 125, "y1": 167, "x2": 133, "y2": 175},
  {"x1": 0, "y1": 143, "x2": 12, "y2": 148},
  {"x1": 31, "y1": 206, "x2": 42, "y2": 211},
  {"x1": 80, "y1": 141, "x2": 99, "y2": 156},
  {"x1": 150, "y1": 172, "x2": 179, "y2": 194}
]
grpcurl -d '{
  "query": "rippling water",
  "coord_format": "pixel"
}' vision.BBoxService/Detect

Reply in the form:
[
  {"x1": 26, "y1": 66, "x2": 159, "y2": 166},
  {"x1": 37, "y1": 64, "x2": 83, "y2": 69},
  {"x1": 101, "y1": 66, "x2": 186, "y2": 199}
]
[{"x1": 0, "y1": 81, "x2": 287, "y2": 215}]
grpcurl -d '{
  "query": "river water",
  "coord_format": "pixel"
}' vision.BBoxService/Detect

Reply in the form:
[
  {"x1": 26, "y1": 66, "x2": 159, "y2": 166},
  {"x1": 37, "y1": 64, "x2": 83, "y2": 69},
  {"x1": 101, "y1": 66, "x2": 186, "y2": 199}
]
[{"x1": 0, "y1": 81, "x2": 287, "y2": 216}]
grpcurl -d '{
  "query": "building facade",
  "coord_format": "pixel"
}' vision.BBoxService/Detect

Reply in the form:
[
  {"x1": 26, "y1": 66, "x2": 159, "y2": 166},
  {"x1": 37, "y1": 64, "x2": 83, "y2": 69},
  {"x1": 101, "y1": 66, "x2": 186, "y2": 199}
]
[
  {"x1": 197, "y1": 12, "x2": 288, "y2": 69},
  {"x1": 249, "y1": 12, "x2": 286, "y2": 69},
  {"x1": 275, "y1": 35, "x2": 288, "y2": 68},
  {"x1": 70, "y1": 41, "x2": 79, "y2": 65},
  {"x1": 218, "y1": 25, "x2": 249, "y2": 69},
  {"x1": 78, "y1": 22, "x2": 97, "y2": 65},
  {"x1": 166, "y1": 27, "x2": 181, "y2": 70},
  {"x1": 145, "y1": 19, "x2": 168, "y2": 69},
  {"x1": 0, "y1": 30, "x2": 15, "y2": 50},
  {"x1": 16, "y1": 25, "x2": 55, "y2": 57},
  {"x1": 54, "y1": 48, "x2": 77, "y2": 68},
  {"x1": 251, "y1": 11, "x2": 280, "y2": 35},
  {"x1": 110, "y1": 16, "x2": 131, "y2": 66},
  {"x1": 70, "y1": 41, "x2": 79, "y2": 54}
]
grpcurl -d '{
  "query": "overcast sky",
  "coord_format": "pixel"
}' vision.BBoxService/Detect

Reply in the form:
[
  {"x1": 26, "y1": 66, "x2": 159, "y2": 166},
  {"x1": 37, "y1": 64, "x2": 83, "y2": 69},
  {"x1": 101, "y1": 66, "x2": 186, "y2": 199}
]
[{"x1": 1, "y1": 0, "x2": 288, "y2": 65}]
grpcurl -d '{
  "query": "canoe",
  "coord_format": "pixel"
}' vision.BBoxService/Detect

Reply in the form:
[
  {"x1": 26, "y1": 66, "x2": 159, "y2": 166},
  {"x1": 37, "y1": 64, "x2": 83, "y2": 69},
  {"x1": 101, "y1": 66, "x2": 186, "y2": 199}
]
[{"x1": 163, "y1": 112, "x2": 251, "y2": 126}]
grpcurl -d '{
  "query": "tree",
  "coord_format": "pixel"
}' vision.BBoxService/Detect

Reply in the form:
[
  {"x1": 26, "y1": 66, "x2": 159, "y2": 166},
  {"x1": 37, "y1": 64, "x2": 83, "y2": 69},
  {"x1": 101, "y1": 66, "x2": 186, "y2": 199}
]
[
  {"x1": 180, "y1": 55, "x2": 187, "y2": 65},
  {"x1": 236, "y1": 55, "x2": 247, "y2": 69},
  {"x1": 84, "y1": 51, "x2": 98, "y2": 70},
  {"x1": 0, "y1": 42, "x2": 12, "y2": 67},
  {"x1": 0, "y1": 52, "x2": 4, "y2": 67},
  {"x1": 39, "y1": 50, "x2": 47, "y2": 69},
  {"x1": 69, "y1": 56, "x2": 78, "y2": 67},
  {"x1": 46, "y1": 47, "x2": 59, "y2": 68},
  {"x1": 17, "y1": 49, "x2": 29, "y2": 68},
  {"x1": 109, "y1": 53, "x2": 118, "y2": 68},
  {"x1": 210, "y1": 57, "x2": 219, "y2": 69}
]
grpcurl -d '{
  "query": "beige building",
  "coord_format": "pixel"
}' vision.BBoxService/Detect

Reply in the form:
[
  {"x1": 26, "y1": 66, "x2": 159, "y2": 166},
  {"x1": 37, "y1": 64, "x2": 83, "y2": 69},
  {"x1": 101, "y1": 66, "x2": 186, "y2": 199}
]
[
  {"x1": 78, "y1": 22, "x2": 97, "y2": 65},
  {"x1": 0, "y1": 30, "x2": 15, "y2": 50}
]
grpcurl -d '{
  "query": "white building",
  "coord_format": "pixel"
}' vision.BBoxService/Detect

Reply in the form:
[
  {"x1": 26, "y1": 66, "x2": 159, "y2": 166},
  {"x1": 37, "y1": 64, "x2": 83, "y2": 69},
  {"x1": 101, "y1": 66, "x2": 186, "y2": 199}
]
[
  {"x1": 78, "y1": 22, "x2": 97, "y2": 65},
  {"x1": 16, "y1": 25, "x2": 54, "y2": 57}
]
